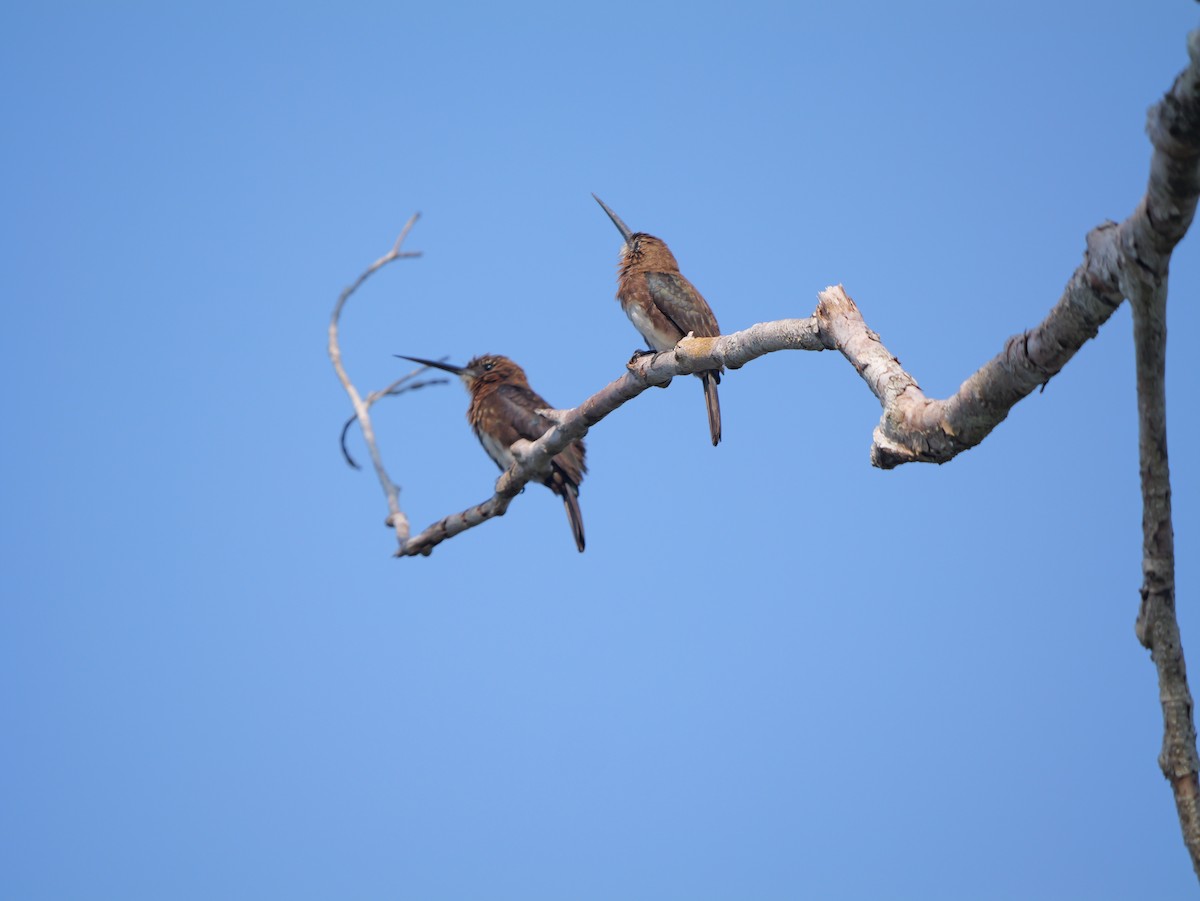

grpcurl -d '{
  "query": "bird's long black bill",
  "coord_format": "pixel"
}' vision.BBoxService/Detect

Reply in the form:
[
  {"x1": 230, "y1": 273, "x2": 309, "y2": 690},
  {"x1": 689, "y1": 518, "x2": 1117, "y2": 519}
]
[
  {"x1": 592, "y1": 193, "x2": 633, "y2": 243},
  {"x1": 395, "y1": 354, "x2": 464, "y2": 375}
]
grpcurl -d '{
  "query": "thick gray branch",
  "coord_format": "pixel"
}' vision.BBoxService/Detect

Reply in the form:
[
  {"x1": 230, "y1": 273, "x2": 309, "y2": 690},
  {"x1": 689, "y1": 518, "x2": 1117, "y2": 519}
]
[
  {"x1": 806, "y1": 37, "x2": 1200, "y2": 870},
  {"x1": 818, "y1": 221, "x2": 1126, "y2": 468},
  {"x1": 1127, "y1": 28, "x2": 1200, "y2": 878},
  {"x1": 831, "y1": 30, "x2": 1200, "y2": 471}
]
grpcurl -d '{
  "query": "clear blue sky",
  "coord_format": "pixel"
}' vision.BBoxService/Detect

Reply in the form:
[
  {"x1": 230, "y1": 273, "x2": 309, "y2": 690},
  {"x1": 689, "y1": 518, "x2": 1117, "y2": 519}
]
[{"x1": 4, "y1": 3, "x2": 1199, "y2": 898}]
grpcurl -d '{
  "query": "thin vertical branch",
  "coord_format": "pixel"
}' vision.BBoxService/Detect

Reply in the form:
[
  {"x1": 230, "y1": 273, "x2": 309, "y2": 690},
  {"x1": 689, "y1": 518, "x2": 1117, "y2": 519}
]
[
  {"x1": 1125, "y1": 29, "x2": 1200, "y2": 876},
  {"x1": 328, "y1": 213, "x2": 422, "y2": 550},
  {"x1": 1131, "y1": 279, "x2": 1198, "y2": 876}
]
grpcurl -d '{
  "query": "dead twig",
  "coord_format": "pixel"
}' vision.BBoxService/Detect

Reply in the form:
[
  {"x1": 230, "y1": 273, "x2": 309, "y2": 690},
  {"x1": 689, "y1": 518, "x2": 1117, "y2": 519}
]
[{"x1": 327, "y1": 213, "x2": 422, "y2": 548}]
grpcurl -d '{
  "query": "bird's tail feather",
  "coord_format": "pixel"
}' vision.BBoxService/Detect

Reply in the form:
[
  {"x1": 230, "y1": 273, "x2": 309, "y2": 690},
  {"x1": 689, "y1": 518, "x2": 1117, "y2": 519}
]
[
  {"x1": 702, "y1": 372, "x2": 722, "y2": 446},
  {"x1": 562, "y1": 488, "x2": 586, "y2": 553}
]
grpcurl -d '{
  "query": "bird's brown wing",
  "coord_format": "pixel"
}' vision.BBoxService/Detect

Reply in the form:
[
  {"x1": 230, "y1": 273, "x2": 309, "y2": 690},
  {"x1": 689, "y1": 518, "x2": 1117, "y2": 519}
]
[
  {"x1": 644, "y1": 271, "x2": 721, "y2": 339},
  {"x1": 492, "y1": 384, "x2": 587, "y2": 489},
  {"x1": 480, "y1": 384, "x2": 587, "y2": 552},
  {"x1": 491, "y1": 384, "x2": 559, "y2": 442}
]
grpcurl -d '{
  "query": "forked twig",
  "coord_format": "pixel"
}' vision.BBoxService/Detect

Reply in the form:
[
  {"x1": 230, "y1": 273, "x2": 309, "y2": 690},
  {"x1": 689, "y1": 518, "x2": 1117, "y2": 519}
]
[
  {"x1": 339, "y1": 375, "x2": 448, "y2": 470},
  {"x1": 327, "y1": 213, "x2": 422, "y2": 547}
]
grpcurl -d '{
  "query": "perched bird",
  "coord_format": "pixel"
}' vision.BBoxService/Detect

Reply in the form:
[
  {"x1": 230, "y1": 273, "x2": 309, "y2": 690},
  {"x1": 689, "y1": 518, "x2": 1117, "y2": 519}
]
[
  {"x1": 593, "y1": 194, "x2": 724, "y2": 446},
  {"x1": 396, "y1": 353, "x2": 587, "y2": 552}
]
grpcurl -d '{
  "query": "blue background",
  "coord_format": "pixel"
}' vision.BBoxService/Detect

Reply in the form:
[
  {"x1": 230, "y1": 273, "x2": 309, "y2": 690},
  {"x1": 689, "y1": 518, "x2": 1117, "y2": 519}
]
[{"x1": 4, "y1": 3, "x2": 1199, "y2": 898}]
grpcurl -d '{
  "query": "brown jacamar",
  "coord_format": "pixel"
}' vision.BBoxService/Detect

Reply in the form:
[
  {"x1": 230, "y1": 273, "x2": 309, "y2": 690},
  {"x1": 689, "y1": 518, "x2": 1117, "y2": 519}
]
[
  {"x1": 396, "y1": 354, "x2": 587, "y2": 553},
  {"x1": 593, "y1": 194, "x2": 724, "y2": 446}
]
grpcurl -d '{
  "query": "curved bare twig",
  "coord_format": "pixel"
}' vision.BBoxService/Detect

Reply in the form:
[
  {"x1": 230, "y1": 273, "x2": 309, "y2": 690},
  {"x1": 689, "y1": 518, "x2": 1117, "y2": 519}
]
[{"x1": 327, "y1": 214, "x2": 422, "y2": 546}]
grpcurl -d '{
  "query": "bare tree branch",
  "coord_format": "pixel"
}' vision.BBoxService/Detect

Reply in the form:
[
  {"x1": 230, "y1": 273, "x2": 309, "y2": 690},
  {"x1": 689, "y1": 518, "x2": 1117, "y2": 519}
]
[
  {"x1": 337, "y1": 26, "x2": 1200, "y2": 887},
  {"x1": 1127, "y1": 28, "x2": 1200, "y2": 877},
  {"x1": 396, "y1": 319, "x2": 824, "y2": 556},
  {"x1": 832, "y1": 31, "x2": 1199, "y2": 472},
  {"x1": 1132, "y1": 273, "x2": 1199, "y2": 876},
  {"x1": 327, "y1": 213, "x2": 422, "y2": 548}
]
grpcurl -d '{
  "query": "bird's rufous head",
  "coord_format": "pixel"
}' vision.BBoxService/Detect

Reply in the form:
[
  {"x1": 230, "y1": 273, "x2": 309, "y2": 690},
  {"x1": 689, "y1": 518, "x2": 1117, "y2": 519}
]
[
  {"x1": 592, "y1": 194, "x2": 679, "y2": 272},
  {"x1": 396, "y1": 354, "x2": 527, "y2": 391}
]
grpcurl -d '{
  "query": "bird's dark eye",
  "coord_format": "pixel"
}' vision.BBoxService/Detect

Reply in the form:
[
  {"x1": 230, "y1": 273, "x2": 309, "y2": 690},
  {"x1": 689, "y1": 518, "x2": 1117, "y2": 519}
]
[{"x1": 483, "y1": 361, "x2": 494, "y2": 371}]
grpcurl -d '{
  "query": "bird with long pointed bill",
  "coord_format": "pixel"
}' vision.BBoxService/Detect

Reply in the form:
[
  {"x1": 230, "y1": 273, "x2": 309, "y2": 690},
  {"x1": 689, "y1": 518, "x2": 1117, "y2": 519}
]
[
  {"x1": 594, "y1": 194, "x2": 724, "y2": 446},
  {"x1": 397, "y1": 354, "x2": 587, "y2": 552}
]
